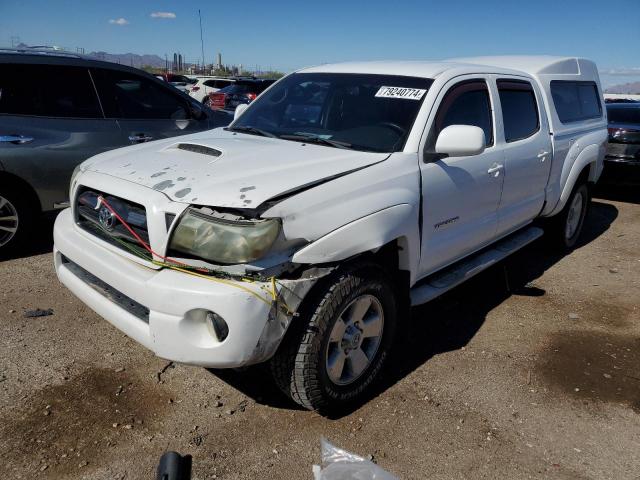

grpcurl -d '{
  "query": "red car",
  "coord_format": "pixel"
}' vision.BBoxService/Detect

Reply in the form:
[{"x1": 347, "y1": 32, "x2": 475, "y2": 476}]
[{"x1": 207, "y1": 79, "x2": 275, "y2": 112}]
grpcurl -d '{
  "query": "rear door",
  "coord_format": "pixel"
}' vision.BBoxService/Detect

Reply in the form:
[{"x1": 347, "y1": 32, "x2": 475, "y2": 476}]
[
  {"x1": 494, "y1": 77, "x2": 552, "y2": 235},
  {"x1": 419, "y1": 77, "x2": 505, "y2": 276},
  {"x1": 91, "y1": 67, "x2": 210, "y2": 145},
  {"x1": 0, "y1": 62, "x2": 121, "y2": 211}
]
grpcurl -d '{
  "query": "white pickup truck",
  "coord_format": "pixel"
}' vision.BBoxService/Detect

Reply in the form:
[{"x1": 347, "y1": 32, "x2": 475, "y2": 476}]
[{"x1": 54, "y1": 56, "x2": 608, "y2": 412}]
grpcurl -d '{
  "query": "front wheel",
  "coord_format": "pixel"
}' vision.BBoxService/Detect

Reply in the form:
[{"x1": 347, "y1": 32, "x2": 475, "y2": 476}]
[
  {"x1": 0, "y1": 185, "x2": 36, "y2": 255},
  {"x1": 270, "y1": 263, "x2": 398, "y2": 412},
  {"x1": 548, "y1": 182, "x2": 590, "y2": 250}
]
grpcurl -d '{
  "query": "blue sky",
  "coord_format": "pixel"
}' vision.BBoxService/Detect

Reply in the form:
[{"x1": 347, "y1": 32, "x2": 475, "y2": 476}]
[{"x1": 1, "y1": 0, "x2": 639, "y2": 86}]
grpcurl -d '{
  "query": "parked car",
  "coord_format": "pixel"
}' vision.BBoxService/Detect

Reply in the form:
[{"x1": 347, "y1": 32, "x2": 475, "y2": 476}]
[
  {"x1": 54, "y1": 56, "x2": 606, "y2": 412},
  {"x1": 0, "y1": 49, "x2": 232, "y2": 254},
  {"x1": 208, "y1": 79, "x2": 275, "y2": 111},
  {"x1": 156, "y1": 73, "x2": 196, "y2": 92},
  {"x1": 605, "y1": 103, "x2": 640, "y2": 162},
  {"x1": 188, "y1": 77, "x2": 236, "y2": 105}
]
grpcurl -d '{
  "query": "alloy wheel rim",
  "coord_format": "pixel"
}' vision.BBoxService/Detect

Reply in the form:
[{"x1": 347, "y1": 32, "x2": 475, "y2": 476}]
[
  {"x1": 325, "y1": 294, "x2": 384, "y2": 386},
  {"x1": 565, "y1": 191, "x2": 583, "y2": 240},
  {"x1": 0, "y1": 195, "x2": 19, "y2": 247}
]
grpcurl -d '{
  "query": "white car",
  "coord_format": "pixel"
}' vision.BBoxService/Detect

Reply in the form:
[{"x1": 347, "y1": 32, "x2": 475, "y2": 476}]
[
  {"x1": 188, "y1": 77, "x2": 236, "y2": 104},
  {"x1": 54, "y1": 56, "x2": 607, "y2": 412}
]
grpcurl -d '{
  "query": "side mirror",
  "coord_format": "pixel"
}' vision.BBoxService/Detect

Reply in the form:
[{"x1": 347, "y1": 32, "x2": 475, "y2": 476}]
[
  {"x1": 234, "y1": 104, "x2": 248, "y2": 120},
  {"x1": 435, "y1": 125, "x2": 486, "y2": 157}
]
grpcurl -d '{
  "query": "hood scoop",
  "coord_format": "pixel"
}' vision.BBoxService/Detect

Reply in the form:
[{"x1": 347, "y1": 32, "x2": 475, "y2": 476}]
[{"x1": 176, "y1": 143, "x2": 222, "y2": 157}]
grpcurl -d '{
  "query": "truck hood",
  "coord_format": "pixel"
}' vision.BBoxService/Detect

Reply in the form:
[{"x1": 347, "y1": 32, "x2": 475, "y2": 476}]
[{"x1": 85, "y1": 129, "x2": 389, "y2": 208}]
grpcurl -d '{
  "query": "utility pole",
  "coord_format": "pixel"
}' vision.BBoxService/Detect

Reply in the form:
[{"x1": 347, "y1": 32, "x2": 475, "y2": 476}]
[{"x1": 198, "y1": 9, "x2": 205, "y2": 74}]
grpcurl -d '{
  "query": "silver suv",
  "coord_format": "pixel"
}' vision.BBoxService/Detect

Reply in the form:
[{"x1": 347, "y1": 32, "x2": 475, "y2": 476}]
[{"x1": 0, "y1": 49, "x2": 232, "y2": 254}]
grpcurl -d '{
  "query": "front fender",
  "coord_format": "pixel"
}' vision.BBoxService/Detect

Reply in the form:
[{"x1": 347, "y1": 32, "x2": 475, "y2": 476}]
[{"x1": 292, "y1": 204, "x2": 419, "y2": 280}]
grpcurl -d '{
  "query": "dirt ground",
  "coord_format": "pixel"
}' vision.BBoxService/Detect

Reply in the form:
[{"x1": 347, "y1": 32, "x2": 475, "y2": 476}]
[{"x1": 1, "y1": 185, "x2": 638, "y2": 480}]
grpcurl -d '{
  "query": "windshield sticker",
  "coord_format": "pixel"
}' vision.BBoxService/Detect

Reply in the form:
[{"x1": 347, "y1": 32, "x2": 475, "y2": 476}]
[{"x1": 375, "y1": 86, "x2": 426, "y2": 100}]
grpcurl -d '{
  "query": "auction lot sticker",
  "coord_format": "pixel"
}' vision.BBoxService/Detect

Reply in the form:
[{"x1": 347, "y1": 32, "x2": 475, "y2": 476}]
[{"x1": 375, "y1": 86, "x2": 426, "y2": 100}]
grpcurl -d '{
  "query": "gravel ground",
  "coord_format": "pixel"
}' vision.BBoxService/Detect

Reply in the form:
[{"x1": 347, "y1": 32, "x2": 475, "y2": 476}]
[{"x1": 1, "y1": 186, "x2": 638, "y2": 480}]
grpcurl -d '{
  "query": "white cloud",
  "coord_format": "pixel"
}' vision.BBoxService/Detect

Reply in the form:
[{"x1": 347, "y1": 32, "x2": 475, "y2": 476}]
[
  {"x1": 150, "y1": 12, "x2": 176, "y2": 19},
  {"x1": 108, "y1": 18, "x2": 129, "y2": 25}
]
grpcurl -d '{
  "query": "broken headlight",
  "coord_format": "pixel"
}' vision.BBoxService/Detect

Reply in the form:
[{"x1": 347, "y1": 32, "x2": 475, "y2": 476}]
[{"x1": 168, "y1": 208, "x2": 280, "y2": 264}]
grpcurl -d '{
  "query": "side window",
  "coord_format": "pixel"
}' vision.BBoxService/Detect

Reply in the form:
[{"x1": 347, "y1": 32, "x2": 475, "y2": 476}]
[
  {"x1": 551, "y1": 81, "x2": 602, "y2": 123},
  {"x1": 434, "y1": 80, "x2": 493, "y2": 147},
  {"x1": 214, "y1": 80, "x2": 232, "y2": 89},
  {"x1": 497, "y1": 80, "x2": 539, "y2": 142},
  {"x1": 0, "y1": 63, "x2": 101, "y2": 118},
  {"x1": 92, "y1": 68, "x2": 190, "y2": 120}
]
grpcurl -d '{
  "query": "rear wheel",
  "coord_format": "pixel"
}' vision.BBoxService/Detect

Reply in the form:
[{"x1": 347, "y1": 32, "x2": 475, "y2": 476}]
[
  {"x1": 548, "y1": 182, "x2": 590, "y2": 250},
  {"x1": 0, "y1": 185, "x2": 37, "y2": 255},
  {"x1": 270, "y1": 263, "x2": 398, "y2": 412}
]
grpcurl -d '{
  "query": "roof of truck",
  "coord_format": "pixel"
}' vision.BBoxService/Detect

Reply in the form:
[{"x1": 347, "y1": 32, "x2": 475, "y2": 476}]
[
  {"x1": 299, "y1": 56, "x2": 597, "y2": 80},
  {"x1": 449, "y1": 56, "x2": 595, "y2": 76}
]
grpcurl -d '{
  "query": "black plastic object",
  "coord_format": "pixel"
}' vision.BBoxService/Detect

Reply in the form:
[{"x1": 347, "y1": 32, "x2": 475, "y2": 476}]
[{"x1": 156, "y1": 451, "x2": 192, "y2": 480}]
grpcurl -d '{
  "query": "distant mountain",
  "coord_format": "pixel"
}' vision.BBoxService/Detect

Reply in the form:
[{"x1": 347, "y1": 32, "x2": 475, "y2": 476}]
[
  {"x1": 87, "y1": 51, "x2": 166, "y2": 68},
  {"x1": 605, "y1": 82, "x2": 640, "y2": 94},
  {"x1": 9, "y1": 43, "x2": 167, "y2": 69}
]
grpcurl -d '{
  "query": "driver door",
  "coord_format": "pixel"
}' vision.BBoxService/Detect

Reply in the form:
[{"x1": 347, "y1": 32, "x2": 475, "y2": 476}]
[{"x1": 418, "y1": 78, "x2": 505, "y2": 277}]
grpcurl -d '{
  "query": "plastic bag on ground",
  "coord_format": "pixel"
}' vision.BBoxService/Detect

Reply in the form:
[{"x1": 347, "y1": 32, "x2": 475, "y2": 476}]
[{"x1": 312, "y1": 437, "x2": 399, "y2": 479}]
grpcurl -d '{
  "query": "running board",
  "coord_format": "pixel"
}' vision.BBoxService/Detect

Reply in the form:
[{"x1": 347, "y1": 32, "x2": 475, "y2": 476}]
[{"x1": 410, "y1": 226, "x2": 544, "y2": 306}]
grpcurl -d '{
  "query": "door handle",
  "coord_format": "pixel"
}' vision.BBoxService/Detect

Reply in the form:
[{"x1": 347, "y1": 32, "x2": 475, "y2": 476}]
[
  {"x1": 128, "y1": 134, "x2": 154, "y2": 143},
  {"x1": 537, "y1": 150, "x2": 550, "y2": 161},
  {"x1": 0, "y1": 135, "x2": 34, "y2": 144},
  {"x1": 487, "y1": 164, "x2": 503, "y2": 176}
]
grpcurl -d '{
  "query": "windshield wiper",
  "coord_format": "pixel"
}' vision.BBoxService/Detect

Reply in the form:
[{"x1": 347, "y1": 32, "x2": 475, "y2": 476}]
[
  {"x1": 279, "y1": 133, "x2": 352, "y2": 149},
  {"x1": 225, "y1": 125, "x2": 278, "y2": 138}
]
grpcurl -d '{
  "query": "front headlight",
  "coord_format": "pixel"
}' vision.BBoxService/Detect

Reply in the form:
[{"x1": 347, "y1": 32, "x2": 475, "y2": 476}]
[{"x1": 169, "y1": 208, "x2": 280, "y2": 264}]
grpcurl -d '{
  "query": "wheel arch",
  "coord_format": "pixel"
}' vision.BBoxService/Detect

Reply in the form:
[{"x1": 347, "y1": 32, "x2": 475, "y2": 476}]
[
  {"x1": 0, "y1": 171, "x2": 42, "y2": 213},
  {"x1": 549, "y1": 144, "x2": 600, "y2": 217}
]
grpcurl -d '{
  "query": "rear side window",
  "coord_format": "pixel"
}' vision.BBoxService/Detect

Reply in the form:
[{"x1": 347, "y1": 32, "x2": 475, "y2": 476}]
[
  {"x1": 213, "y1": 80, "x2": 232, "y2": 89},
  {"x1": 0, "y1": 63, "x2": 101, "y2": 118},
  {"x1": 497, "y1": 80, "x2": 539, "y2": 142},
  {"x1": 92, "y1": 68, "x2": 190, "y2": 120},
  {"x1": 551, "y1": 81, "x2": 602, "y2": 123},
  {"x1": 435, "y1": 80, "x2": 493, "y2": 146}
]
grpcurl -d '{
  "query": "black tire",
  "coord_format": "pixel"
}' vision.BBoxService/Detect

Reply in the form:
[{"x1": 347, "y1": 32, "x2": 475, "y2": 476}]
[
  {"x1": 548, "y1": 181, "x2": 590, "y2": 250},
  {"x1": 270, "y1": 262, "x2": 398, "y2": 412},
  {"x1": 0, "y1": 183, "x2": 37, "y2": 256}
]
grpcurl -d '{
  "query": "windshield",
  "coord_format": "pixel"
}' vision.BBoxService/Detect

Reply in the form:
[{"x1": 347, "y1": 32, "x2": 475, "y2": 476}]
[
  {"x1": 607, "y1": 105, "x2": 640, "y2": 125},
  {"x1": 231, "y1": 73, "x2": 433, "y2": 152}
]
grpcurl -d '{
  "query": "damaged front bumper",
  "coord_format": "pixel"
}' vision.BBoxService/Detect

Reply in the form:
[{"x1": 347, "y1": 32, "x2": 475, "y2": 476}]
[{"x1": 53, "y1": 208, "x2": 323, "y2": 368}]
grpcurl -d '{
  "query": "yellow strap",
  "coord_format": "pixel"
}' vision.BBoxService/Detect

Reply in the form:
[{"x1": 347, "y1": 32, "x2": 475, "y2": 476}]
[{"x1": 157, "y1": 262, "x2": 294, "y2": 316}]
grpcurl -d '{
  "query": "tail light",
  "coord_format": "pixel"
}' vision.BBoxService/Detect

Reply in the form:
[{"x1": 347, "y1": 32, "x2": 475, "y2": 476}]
[
  {"x1": 209, "y1": 93, "x2": 226, "y2": 109},
  {"x1": 245, "y1": 92, "x2": 257, "y2": 101},
  {"x1": 191, "y1": 86, "x2": 200, "y2": 92}
]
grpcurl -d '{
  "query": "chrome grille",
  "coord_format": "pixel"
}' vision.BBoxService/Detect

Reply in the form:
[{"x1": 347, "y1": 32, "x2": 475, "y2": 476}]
[{"x1": 75, "y1": 187, "x2": 150, "y2": 258}]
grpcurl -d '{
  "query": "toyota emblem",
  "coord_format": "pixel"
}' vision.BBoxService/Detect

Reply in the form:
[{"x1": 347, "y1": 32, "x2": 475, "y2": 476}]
[{"x1": 98, "y1": 206, "x2": 116, "y2": 230}]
